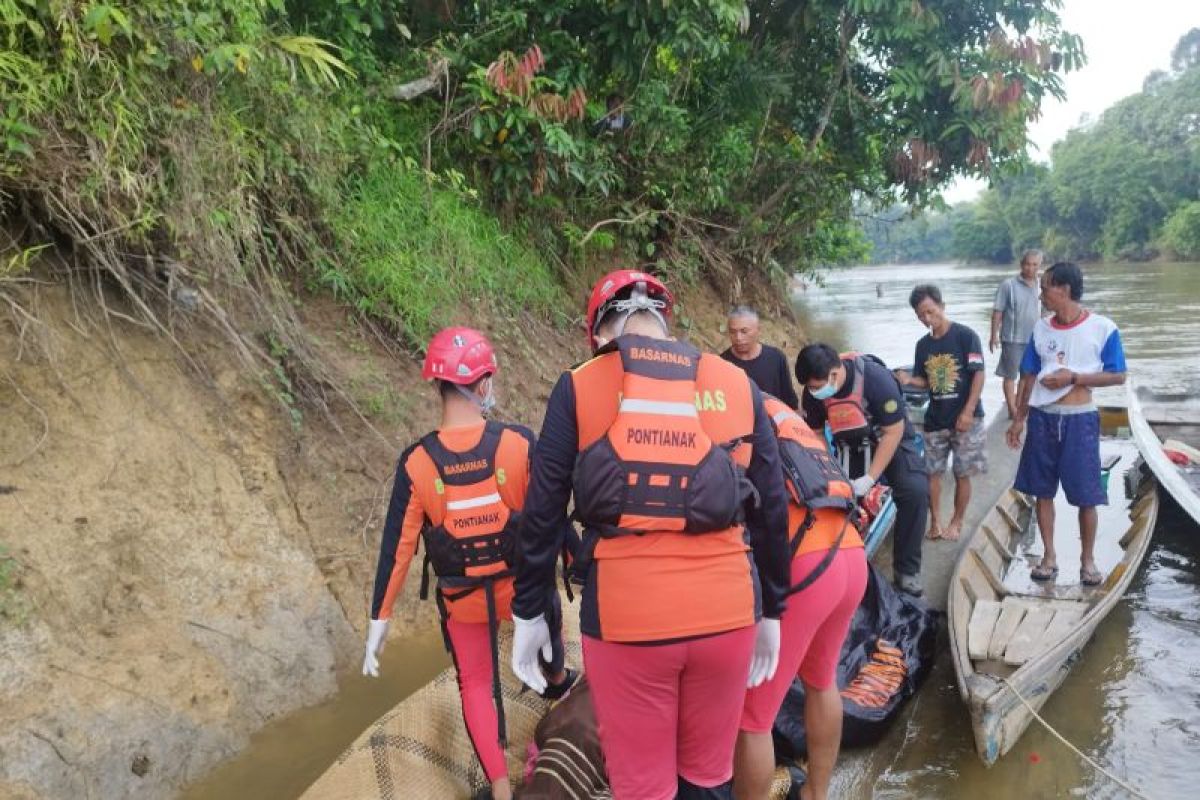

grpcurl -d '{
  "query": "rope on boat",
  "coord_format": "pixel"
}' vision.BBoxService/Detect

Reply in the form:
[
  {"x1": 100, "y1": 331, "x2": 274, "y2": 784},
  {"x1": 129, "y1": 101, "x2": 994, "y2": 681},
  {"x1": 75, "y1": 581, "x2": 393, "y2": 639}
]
[{"x1": 1000, "y1": 676, "x2": 1151, "y2": 800}]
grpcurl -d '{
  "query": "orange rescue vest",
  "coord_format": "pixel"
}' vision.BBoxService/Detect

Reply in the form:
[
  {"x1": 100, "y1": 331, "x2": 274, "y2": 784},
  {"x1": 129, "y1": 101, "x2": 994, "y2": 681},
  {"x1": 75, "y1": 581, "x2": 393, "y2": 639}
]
[
  {"x1": 573, "y1": 335, "x2": 750, "y2": 537},
  {"x1": 824, "y1": 353, "x2": 874, "y2": 445},
  {"x1": 569, "y1": 335, "x2": 760, "y2": 642}
]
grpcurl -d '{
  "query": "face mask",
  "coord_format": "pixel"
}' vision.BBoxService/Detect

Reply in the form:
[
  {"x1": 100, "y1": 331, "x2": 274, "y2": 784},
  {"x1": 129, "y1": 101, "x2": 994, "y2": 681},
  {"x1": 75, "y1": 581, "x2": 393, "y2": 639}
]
[
  {"x1": 808, "y1": 381, "x2": 837, "y2": 400},
  {"x1": 455, "y1": 379, "x2": 497, "y2": 416},
  {"x1": 479, "y1": 387, "x2": 497, "y2": 416}
]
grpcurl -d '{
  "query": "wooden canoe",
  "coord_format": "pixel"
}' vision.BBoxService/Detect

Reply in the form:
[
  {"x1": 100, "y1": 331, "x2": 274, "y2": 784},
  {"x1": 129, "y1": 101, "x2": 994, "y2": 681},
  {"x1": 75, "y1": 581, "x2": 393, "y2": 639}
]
[
  {"x1": 1127, "y1": 383, "x2": 1200, "y2": 527},
  {"x1": 947, "y1": 437, "x2": 1159, "y2": 765}
]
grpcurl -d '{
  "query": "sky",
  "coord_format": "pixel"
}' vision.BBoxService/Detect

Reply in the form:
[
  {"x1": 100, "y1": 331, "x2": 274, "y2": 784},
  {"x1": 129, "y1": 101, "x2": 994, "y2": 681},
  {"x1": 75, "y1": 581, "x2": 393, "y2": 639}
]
[{"x1": 941, "y1": 0, "x2": 1200, "y2": 205}]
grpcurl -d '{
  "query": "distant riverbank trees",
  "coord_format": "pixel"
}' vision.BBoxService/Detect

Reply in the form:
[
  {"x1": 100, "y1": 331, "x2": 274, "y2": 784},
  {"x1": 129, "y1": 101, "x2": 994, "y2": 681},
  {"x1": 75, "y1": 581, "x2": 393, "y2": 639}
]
[{"x1": 867, "y1": 28, "x2": 1200, "y2": 265}]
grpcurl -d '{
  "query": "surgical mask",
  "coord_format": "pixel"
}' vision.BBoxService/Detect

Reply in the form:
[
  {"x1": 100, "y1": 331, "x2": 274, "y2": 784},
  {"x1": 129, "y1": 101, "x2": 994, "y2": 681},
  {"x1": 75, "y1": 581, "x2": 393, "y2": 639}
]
[
  {"x1": 808, "y1": 382, "x2": 837, "y2": 400},
  {"x1": 479, "y1": 387, "x2": 497, "y2": 416},
  {"x1": 455, "y1": 379, "x2": 497, "y2": 417}
]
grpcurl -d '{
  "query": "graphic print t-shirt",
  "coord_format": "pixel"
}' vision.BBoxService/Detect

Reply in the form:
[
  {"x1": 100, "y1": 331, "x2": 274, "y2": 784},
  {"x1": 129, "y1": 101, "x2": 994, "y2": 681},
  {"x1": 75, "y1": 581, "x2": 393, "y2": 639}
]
[{"x1": 913, "y1": 322, "x2": 985, "y2": 431}]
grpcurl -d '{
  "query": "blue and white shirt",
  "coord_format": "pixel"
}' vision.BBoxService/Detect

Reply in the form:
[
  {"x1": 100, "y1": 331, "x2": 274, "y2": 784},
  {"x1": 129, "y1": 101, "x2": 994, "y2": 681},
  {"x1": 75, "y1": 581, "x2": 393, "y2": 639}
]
[{"x1": 1020, "y1": 311, "x2": 1126, "y2": 408}]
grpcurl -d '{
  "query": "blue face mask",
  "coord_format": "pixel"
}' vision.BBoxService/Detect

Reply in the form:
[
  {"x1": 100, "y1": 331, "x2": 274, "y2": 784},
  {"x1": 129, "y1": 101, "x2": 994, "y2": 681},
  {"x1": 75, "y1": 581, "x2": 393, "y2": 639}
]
[{"x1": 808, "y1": 381, "x2": 837, "y2": 400}]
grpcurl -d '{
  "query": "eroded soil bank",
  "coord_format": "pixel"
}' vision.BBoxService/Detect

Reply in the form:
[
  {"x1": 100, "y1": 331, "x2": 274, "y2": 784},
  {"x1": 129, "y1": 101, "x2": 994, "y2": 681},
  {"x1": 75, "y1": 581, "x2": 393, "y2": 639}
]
[{"x1": 0, "y1": 274, "x2": 799, "y2": 799}]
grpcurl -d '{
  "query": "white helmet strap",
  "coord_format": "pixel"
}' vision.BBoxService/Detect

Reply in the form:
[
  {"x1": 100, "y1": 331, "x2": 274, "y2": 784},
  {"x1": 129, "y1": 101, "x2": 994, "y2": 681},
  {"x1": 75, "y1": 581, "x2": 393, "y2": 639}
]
[{"x1": 599, "y1": 281, "x2": 668, "y2": 339}]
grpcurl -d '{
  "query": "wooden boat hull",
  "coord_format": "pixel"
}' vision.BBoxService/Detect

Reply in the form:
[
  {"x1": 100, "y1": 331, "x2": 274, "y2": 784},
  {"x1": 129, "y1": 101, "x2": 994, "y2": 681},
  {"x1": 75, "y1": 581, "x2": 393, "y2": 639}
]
[
  {"x1": 949, "y1": 468, "x2": 1159, "y2": 766},
  {"x1": 1127, "y1": 383, "x2": 1200, "y2": 527}
]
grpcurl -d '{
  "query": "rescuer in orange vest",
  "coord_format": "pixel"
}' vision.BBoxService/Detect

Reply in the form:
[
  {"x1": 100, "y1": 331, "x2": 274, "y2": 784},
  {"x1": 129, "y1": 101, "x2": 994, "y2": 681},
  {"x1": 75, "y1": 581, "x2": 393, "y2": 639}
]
[
  {"x1": 364, "y1": 327, "x2": 576, "y2": 800},
  {"x1": 509, "y1": 270, "x2": 792, "y2": 800}
]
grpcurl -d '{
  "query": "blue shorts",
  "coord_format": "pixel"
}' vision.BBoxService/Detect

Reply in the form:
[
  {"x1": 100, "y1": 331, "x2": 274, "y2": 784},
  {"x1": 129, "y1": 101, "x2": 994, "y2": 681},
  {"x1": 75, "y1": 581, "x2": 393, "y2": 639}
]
[{"x1": 1014, "y1": 406, "x2": 1108, "y2": 507}]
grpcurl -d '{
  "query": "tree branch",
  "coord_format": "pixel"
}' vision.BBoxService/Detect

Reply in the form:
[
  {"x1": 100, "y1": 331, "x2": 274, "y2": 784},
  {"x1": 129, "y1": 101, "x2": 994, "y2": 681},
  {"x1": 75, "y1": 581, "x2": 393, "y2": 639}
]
[
  {"x1": 578, "y1": 210, "x2": 655, "y2": 247},
  {"x1": 386, "y1": 59, "x2": 448, "y2": 102}
]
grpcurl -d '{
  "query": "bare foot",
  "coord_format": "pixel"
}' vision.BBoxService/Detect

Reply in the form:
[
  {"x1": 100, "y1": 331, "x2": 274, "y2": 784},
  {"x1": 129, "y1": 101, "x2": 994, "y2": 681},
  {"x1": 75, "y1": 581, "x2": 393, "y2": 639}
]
[
  {"x1": 926, "y1": 521, "x2": 943, "y2": 540},
  {"x1": 942, "y1": 520, "x2": 962, "y2": 542}
]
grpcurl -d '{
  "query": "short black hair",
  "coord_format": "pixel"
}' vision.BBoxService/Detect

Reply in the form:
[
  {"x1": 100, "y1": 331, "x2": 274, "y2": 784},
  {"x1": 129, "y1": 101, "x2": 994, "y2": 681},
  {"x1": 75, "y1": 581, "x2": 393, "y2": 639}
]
[
  {"x1": 1045, "y1": 261, "x2": 1083, "y2": 301},
  {"x1": 437, "y1": 375, "x2": 488, "y2": 400},
  {"x1": 795, "y1": 343, "x2": 841, "y2": 383},
  {"x1": 909, "y1": 284, "x2": 943, "y2": 310}
]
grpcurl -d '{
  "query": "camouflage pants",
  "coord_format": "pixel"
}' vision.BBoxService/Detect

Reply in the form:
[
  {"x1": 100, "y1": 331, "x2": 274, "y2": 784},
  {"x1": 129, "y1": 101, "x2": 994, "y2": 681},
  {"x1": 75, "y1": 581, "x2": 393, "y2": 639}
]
[{"x1": 923, "y1": 417, "x2": 988, "y2": 477}]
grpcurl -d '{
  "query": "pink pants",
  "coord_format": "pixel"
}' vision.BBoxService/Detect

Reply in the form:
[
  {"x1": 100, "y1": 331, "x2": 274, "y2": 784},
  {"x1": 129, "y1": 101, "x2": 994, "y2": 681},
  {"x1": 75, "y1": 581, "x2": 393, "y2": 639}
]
[
  {"x1": 582, "y1": 626, "x2": 756, "y2": 800},
  {"x1": 445, "y1": 617, "x2": 508, "y2": 782},
  {"x1": 740, "y1": 547, "x2": 867, "y2": 733}
]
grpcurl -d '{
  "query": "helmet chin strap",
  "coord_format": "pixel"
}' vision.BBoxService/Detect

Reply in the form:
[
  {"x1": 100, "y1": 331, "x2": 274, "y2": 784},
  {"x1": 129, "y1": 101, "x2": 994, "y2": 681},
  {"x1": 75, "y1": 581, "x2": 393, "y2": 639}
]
[{"x1": 453, "y1": 379, "x2": 496, "y2": 416}]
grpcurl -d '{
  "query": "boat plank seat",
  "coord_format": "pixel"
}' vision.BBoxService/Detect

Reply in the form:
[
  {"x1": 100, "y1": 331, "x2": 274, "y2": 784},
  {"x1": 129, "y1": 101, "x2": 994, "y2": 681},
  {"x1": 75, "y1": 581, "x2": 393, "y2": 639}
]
[
  {"x1": 1002, "y1": 606, "x2": 1058, "y2": 666},
  {"x1": 967, "y1": 600, "x2": 1003, "y2": 661},
  {"x1": 1027, "y1": 605, "x2": 1087, "y2": 663},
  {"x1": 987, "y1": 601, "x2": 1030, "y2": 661}
]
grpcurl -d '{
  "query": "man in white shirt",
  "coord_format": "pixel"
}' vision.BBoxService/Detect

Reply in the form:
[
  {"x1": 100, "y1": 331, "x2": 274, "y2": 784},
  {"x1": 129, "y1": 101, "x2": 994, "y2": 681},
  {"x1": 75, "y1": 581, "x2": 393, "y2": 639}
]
[{"x1": 1006, "y1": 263, "x2": 1127, "y2": 587}]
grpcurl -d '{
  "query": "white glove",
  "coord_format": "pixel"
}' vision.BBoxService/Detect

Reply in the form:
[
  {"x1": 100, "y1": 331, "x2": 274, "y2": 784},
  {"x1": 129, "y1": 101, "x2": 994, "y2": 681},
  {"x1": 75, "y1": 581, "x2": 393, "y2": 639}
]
[
  {"x1": 747, "y1": 618, "x2": 781, "y2": 688},
  {"x1": 511, "y1": 613, "x2": 553, "y2": 694},
  {"x1": 850, "y1": 474, "x2": 876, "y2": 498},
  {"x1": 362, "y1": 618, "x2": 390, "y2": 677}
]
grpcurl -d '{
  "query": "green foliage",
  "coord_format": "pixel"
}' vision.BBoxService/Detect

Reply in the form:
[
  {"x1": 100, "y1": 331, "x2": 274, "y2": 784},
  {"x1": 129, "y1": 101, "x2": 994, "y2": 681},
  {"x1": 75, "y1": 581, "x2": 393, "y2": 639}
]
[
  {"x1": 943, "y1": 31, "x2": 1200, "y2": 263},
  {"x1": 1171, "y1": 27, "x2": 1200, "y2": 73},
  {"x1": 0, "y1": 0, "x2": 1083, "y2": 409},
  {"x1": 1161, "y1": 201, "x2": 1200, "y2": 260},
  {"x1": 952, "y1": 192, "x2": 1013, "y2": 263},
  {"x1": 398, "y1": 0, "x2": 1079, "y2": 282},
  {"x1": 862, "y1": 207, "x2": 958, "y2": 264},
  {"x1": 325, "y1": 162, "x2": 565, "y2": 348}
]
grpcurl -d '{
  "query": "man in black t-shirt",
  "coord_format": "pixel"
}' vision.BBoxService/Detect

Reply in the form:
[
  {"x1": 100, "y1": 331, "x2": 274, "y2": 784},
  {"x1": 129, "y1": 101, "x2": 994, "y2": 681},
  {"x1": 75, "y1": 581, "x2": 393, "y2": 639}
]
[
  {"x1": 896, "y1": 285, "x2": 987, "y2": 544},
  {"x1": 797, "y1": 343, "x2": 930, "y2": 596},
  {"x1": 721, "y1": 305, "x2": 799, "y2": 409}
]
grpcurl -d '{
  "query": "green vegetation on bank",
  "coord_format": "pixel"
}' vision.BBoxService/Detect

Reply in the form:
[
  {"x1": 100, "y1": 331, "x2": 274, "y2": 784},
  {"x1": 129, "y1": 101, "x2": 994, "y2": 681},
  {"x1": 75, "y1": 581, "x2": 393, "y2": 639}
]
[
  {"x1": 1, "y1": 1, "x2": 1080, "y2": 413},
  {"x1": 325, "y1": 165, "x2": 565, "y2": 342},
  {"x1": 867, "y1": 29, "x2": 1200, "y2": 264}
]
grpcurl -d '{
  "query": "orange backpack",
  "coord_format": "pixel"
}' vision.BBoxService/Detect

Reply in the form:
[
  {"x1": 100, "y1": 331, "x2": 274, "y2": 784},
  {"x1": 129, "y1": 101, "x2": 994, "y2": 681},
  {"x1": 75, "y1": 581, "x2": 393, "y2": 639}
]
[
  {"x1": 823, "y1": 353, "x2": 875, "y2": 445},
  {"x1": 763, "y1": 395, "x2": 861, "y2": 596}
]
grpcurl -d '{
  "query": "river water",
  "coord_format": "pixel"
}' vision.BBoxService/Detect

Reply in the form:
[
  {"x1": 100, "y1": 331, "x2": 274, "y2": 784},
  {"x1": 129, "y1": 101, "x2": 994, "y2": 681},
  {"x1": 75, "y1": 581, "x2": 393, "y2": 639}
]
[
  {"x1": 184, "y1": 261, "x2": 1200, "y2": 799},
  {"x1": 793, "y1": 260, "x2": 1200, "y2": 799}
]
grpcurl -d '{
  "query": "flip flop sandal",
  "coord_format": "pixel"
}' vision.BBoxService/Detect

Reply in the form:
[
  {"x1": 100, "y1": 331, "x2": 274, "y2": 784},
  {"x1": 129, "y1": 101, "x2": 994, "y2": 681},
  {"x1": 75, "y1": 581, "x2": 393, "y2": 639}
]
[
  {"x1": 1080, "y1": 567, "x2": 1104, "y2": 587},
  {"x1": 1030, "y1": 563, "x2": 1059, "y2": 581}
]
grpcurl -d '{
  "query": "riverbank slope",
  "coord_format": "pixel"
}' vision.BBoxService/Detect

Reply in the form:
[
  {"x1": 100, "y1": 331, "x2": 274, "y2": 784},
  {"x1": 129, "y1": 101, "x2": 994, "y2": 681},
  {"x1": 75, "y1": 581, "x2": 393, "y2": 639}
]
[{"x1": 0, "y1": 253, "x2": 802, "y2": 800}]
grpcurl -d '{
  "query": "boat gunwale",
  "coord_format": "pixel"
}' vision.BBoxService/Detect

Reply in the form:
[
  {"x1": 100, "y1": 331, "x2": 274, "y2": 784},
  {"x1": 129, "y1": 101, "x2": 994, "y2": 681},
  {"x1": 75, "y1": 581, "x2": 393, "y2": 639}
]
[{"x1": 1128, "y1": 382, "x2": 1200, "y2": 526}]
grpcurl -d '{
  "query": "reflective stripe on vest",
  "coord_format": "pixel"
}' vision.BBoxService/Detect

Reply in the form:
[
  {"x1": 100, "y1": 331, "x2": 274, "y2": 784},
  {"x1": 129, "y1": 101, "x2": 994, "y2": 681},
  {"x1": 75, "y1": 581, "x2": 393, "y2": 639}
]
[
  {"x1": 618, "y1": 398, "x2": 699, "y2": 417},
  {"x1": 445, "y1": 492, "x2": 503, "y2": 511}
]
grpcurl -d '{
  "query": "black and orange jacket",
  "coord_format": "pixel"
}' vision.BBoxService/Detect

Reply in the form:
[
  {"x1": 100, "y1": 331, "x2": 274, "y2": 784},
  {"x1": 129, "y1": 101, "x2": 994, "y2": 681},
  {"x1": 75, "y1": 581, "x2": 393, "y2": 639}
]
[
  {"x1": 513, "y1": 335, "x2": 791, "y2": 643},
  {"x1": 370, "y1": 421, "x2": 535, "y2": 625},
  {"x1": 762, "y1": 395, "x2": 864, "y2": 558}
]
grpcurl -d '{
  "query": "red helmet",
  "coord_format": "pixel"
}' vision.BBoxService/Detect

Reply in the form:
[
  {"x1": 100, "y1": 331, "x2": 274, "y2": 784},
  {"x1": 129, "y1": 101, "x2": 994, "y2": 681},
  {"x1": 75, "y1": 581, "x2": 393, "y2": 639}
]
[
  {"x1": 584, "y1": 269, "x2": 674, "y2": 349},
  {"x1": 422, "y1": 327, "x2": 498, "y2": 384}
]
